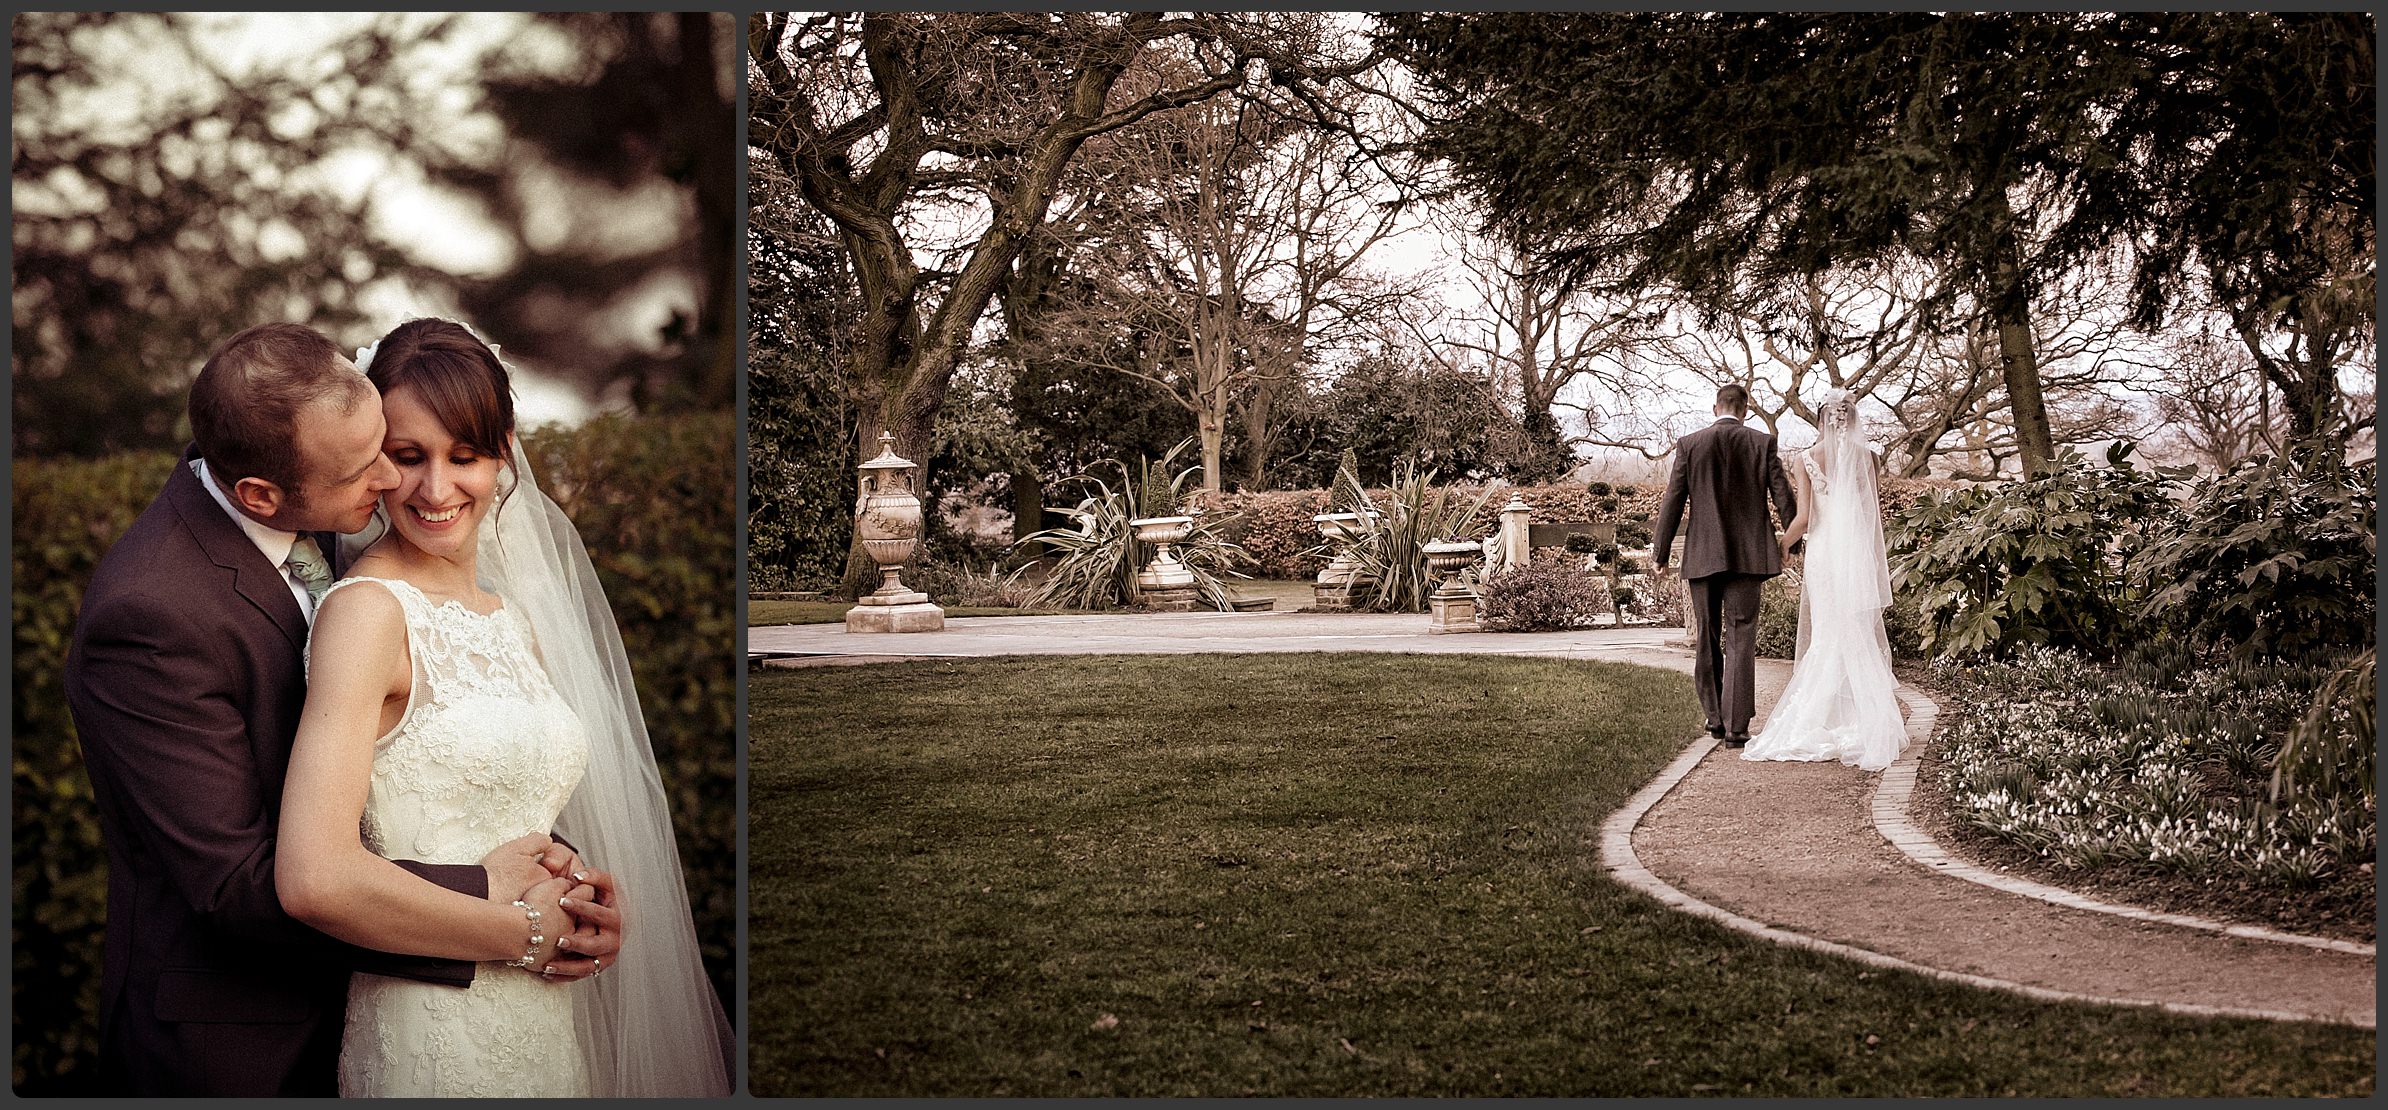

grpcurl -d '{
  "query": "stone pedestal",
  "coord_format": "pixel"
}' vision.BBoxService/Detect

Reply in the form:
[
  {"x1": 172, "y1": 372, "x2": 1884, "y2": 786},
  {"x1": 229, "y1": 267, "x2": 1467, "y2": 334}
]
[
  {"x1": 1493, "y1": 493, "x2": 1532, "y2": 574},
  {"x1": 1142, "y1": 585, "x2": 1199, "y2": 612},
  {"x1": 1428, "y1": 590, "x2": 1479, "y2": 634},
  {"x1": 845, "y1": 590, "x2": 945, "y2": 633},
  {"x1": 1313, "y1": 581, "x2": 1356, "y2": 611}
]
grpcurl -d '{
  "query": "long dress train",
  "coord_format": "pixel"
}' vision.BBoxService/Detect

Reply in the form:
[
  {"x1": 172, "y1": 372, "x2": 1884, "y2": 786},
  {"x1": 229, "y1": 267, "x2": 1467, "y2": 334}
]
[{"x1": 1743, "y1": 424, "x2": 1906, "y2": 771}]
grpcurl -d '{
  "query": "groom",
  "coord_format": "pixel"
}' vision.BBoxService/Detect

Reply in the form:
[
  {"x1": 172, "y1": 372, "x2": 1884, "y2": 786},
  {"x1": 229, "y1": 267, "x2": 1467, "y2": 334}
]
[
  {"x1": 1651, "y1": 384, "x2": 1798, "y2": 746},
  {"x1": 63, "y1": 323, "x2": 615, "y2": 1095}
]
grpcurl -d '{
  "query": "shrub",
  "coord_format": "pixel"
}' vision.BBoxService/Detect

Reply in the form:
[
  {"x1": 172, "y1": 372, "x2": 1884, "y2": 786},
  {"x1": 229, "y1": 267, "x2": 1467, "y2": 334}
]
[
  {"x1": 1632, "y1": 566, "x2": 1688, "y2": 627},
  {"x1": 1334, "y1": 459, "x2": 1496, "y2": 613},
  {"x1": 1207, "y1": 488, "x2": 1331, "y2": 579},
  {"x1": 1478, "y1": 555, "x2": 1609, "y2": 632},
  {"x1": 1564, "y1": 533, "x2": 1601, "y2": 555},
  {"x1": 951, "y1": 563, "x2": 1040, "y2": 609},
  {"x1": 12, "y1": 450, "x2": 170, "y2": 1093},
  {"x1": 903, "y1": 556, "x2": 969, "y2": 604},
  {"x1": 2135, "y1": 456, "x2": 2375, "y2": 660},
  {"x1": 1585, "y1": 480, "x2": 1613, "y2": 497},
  {"x1": 1755, "y1": 570, "x2": 1803, "y2": 659},
  {"x1": 747, "y1": 346, "x2": 853, "y2": 591},
  {"x1": 1615, "y1": 519, "x2": 1653, "y2": 549},
  {"x1": 1888, "y1": 444, "x2": 2188, "y2": 659},
  {"x1": 12, "y1": 414, "x2": 738, "y2": 1093},
  {"x1": 1016, "y1": 440, "x2": 1250, "y2": 611}
]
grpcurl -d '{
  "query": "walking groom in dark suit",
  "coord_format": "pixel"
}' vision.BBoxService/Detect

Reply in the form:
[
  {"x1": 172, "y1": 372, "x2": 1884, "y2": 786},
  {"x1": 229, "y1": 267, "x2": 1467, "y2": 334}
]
[
  {"x1": 61, "y1": 324, "x2": 590, "y2": 1095},
  {"x1": 1651, "y1": 384, "x2": 1799, "y2": 746}
]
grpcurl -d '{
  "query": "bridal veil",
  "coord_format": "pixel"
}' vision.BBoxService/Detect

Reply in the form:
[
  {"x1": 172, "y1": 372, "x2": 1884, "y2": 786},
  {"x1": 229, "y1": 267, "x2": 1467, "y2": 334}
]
[{"x1": 478, "y1": 448, "x2": 735, "y2": 1095}]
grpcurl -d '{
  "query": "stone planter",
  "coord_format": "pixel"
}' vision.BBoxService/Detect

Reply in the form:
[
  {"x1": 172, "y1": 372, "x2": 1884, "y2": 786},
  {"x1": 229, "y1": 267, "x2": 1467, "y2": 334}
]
[
  {"x1": 1311, "y1": 510, "x2": 1381, "y2": 611},
  {"x1": 1422, "y1": 538, "x2": 1485, "y2": 633},
  {"x1": 846, "y1": 433, "x2": 944, "y2": 633},
  {"x1": 1129, "y1": 514, "x2": 1199, "y2": 612}
]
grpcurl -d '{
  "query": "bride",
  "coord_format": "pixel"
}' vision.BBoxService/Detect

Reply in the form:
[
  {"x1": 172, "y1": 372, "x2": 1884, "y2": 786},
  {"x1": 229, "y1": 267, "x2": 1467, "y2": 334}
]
[
  {"x1": 274, "y1": 319, "x2": 732, "y2": 1096},
  {"x1": 1741, "y1": 388, "x2": 1907, "y2": 772}
]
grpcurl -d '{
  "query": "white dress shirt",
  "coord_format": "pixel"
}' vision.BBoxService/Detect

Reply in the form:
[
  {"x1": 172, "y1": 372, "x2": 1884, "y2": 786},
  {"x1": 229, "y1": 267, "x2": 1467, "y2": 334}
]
[{"x1": 192, "y1": 458, "x2": 318, "y2": 623}]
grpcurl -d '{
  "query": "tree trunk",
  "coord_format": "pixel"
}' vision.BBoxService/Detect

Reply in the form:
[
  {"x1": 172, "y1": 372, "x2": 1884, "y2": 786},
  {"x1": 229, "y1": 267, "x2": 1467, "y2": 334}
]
[
  {"x1": 1988, "y1": 209, "x2": 2055, "y2": 478},
  {"x1": 1237, "y1": 372, "x2": 1280, "y2": 491},
  {"x1": 1992, "y1": 306, "x2": 2053, "y2": 478},
  {"x1": 1198, "y1": 407, "x2": 1227, "y2": 499},
  {"x1": 1012, "y1": 468, "x2": 1045, "y2": 544}
]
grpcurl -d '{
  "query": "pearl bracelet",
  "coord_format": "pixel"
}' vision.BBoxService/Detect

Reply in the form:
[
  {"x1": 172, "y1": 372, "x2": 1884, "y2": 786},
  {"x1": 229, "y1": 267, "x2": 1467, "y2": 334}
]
[{"x1": 504, "y1": 900, "x2": 546, "y2": 969}]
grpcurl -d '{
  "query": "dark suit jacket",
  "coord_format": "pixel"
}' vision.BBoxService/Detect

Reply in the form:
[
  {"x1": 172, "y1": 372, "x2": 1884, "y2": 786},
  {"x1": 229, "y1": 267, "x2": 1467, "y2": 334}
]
[
  {"x1": 1653, "y1": 417, "x2": 1799, "y2": 580},
  {"x1": 63, "y1": 450, "x2": 484, "y2": 1096}
]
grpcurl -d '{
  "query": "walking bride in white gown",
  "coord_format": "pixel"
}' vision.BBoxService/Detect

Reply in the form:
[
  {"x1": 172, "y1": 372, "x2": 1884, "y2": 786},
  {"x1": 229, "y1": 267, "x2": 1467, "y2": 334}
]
[
  {"x1": 1741, "y1": 388, "x2": 1908, "y2": 772},
  {"x1": 276, "y1": 319, "x2": 732, "y2": 1096}
]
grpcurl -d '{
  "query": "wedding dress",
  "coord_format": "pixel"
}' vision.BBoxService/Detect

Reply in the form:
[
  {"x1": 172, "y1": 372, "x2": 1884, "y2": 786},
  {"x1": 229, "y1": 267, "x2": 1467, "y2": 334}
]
[
  {"x1": 1742, "y1": 392, "x2": 1907, "y2": 771},
  {"x1": 316, "y1": 576, "x2": 592, "y2": 1096},
  {"x1": 327, "y1": 445, "x2": 734, "y2": 1096}
]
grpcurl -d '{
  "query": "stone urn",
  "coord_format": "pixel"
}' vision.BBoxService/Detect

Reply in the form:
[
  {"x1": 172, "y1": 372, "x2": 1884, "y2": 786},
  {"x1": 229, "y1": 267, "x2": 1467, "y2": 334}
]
[
  {"x1": 1311, "y1": 509, "x2": 1382, "y2": 611},
  {"x1": 1422, "y1": 538, "x2": 1485, "y2": 634},
  {"x1": 1129, "y1": 514, "x2": 1199, "y2": 611},
  {"x1": 846, "y1": 432, "x2": 944, "y2": 633}
]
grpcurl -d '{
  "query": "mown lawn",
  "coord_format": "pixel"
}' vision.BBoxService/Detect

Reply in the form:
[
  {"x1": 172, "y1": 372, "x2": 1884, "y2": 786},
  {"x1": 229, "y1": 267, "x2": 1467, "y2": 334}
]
[{"x1": 749, "y1": 654, "x2": 2374, "y2": 1097}]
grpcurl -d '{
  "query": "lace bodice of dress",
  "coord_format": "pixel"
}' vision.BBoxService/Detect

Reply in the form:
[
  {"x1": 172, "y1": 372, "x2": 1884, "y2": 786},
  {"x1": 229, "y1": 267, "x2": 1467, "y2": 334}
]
[
  {"x1": 1802, "y1": 449, "x2": 1831, "y2": 498},
  {"x1": 309, "y1": 576, "x2": 589, "y2": 864}
]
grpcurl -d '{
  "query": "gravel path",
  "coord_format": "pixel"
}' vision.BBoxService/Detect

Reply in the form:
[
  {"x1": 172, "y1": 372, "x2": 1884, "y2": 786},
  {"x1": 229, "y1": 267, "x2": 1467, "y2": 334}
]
[{"x1": 1620, "y1": 653, "x2": 2375, "y2": 1028}]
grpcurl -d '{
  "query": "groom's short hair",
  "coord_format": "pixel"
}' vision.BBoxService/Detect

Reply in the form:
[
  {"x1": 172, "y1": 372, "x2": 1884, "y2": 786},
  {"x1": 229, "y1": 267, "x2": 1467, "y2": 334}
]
[
  {"x1": 1715, "y1": 384, "x2": 1749, "y2": 416},
  {"x1": 190, "y1": 323, "x2": 372, "y2": 492}
]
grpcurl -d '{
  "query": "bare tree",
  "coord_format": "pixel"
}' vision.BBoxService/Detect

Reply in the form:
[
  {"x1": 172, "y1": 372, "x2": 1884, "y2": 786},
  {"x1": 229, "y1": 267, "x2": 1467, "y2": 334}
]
[
  {"x1": 1404, "y1": 210, "x2": 1661, "y2": 479},
  {"x1": 1876, "y1": 262, "x2": 2147, "y2": 478},
  {"x1": 749, "y1": 12, "x2": 1364, "y2": 590},
  {"x1": 1005, "y1": 60, "x2": 1408, "y2": 494},
  {"x1": 1233, "y1": 84, "x2": 1415, "y2": 490},
  {"x1": 2136, "y1": 326, "x2": 2287, "y2": 469}
]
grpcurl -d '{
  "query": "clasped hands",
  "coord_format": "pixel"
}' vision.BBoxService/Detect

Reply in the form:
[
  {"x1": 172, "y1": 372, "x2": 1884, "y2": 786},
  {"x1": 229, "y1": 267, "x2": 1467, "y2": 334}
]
[{"x1": 482, "y1": 833, "x2": 621, "y2": 981}]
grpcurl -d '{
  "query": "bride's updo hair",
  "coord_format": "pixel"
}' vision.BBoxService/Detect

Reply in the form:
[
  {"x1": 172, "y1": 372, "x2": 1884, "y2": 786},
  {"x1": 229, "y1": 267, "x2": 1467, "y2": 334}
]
[
  {"x1": 362, "y1": 318, "x2": 516, "y2": 466},
  {"x1": 1815, "y1": 387, "x2": 1858, "y2": 431}
]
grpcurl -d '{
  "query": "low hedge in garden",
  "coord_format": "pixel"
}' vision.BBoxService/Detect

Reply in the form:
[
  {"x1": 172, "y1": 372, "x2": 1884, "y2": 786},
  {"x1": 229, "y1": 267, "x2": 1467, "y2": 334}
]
[
  {"x1": 1208, "y1": 482, "x2": 1632, "y2": 580},
  {"x1": 10, "y1": 413, "x2": 737, "y2": 1093},
  {"x1": 1210, "y1": 474, "x2": 1954, "y2": 583}
]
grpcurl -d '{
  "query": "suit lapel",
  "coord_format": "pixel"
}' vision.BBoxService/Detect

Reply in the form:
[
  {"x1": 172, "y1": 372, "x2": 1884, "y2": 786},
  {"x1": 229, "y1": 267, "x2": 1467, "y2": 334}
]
[{"x1": 167, "y1": 451, "x2": 310, "y2": 653}]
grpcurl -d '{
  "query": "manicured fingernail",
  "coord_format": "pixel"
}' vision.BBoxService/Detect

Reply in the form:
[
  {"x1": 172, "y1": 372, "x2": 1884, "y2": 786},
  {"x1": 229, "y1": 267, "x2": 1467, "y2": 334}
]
[
  {"x1": 556, "y1": 937, "x2": 573, "y2": 950},
  {"x1": 559, "y1": 897, "x2": 576, "y2": 908},
  {"x1": 572, "y1": 870, "x2": 588, "y2": 882}
]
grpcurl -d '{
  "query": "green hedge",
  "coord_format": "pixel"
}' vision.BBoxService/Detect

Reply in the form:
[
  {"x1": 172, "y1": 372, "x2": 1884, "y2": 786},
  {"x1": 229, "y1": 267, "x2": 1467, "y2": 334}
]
[
  {"x1": 10, "y1": 413, "x2": 736, "y2": 1093},
  {"x1": 1206, "y1": 475, "x2": 1954, "y2": 581}
]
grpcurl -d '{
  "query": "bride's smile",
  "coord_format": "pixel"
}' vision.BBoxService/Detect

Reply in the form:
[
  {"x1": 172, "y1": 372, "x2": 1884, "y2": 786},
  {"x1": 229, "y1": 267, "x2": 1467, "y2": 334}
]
[{"x1": 379, "y1": 383, "x2": 501, "y2": 558}]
